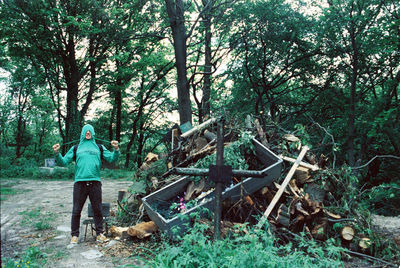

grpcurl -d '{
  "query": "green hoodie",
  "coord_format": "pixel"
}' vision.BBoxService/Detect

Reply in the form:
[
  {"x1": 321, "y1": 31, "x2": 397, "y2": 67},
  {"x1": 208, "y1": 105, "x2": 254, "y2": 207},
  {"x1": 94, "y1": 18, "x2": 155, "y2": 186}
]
[{"x1": 55, "y1": 124, "x2": 120, "y2": 182}]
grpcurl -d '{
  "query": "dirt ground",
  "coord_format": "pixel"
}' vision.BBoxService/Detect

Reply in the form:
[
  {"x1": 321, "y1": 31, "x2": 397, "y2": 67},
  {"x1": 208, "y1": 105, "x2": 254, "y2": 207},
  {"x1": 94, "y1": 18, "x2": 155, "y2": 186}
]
[
  {"x1": 1, "y1": 177, "x2": 143, "y2": 267},
  {"x1": 1, "y1": 178, "x2": 400, "y2": 267}
]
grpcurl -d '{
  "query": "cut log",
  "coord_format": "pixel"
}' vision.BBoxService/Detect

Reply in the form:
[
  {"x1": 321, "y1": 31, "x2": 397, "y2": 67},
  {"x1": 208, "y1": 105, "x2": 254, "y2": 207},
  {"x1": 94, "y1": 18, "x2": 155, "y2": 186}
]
[
  {"x1": 184, "y1": 177, "x2": 206, "y2": 201},
  {"x1": 127, "y1": 221, "x2": 158, "y2": 239},
  {"x1": 194, "y1": 137, "x2": 209, "y2": 152},
  {"x1": 359, "y1": 237, "x2": 371, "y2": 250},
  {"x1": 144, "y1": 152, "x2": 159, "y2": 163},
  {"x1": 304, "y1": 183, "x2": 325, "y2": 203},
  {"x1": 110, "y1": 226, "x2": 129, "y2": 239},
  {"x1": 259, "y1": 146, "x2": 309, "y2": 222},
  {"x1": 283, "y1": 134, "x2": 300, "y2": 143},
  {"x1": 204, "y1": 130, "x2": 217, "y2": 142},
  {"x1": 341, "y1": 226, "x2": 355, "y2": 241},
  {"x1": 294, "y1": 166, "x2": 311, "y2": 185}
]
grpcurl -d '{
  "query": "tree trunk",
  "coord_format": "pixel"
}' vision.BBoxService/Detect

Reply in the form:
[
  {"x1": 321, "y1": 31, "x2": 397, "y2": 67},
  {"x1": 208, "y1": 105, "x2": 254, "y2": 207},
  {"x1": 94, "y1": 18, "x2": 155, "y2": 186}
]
[
  {"x1": 200, "y1": 0, "x2": 213, "y2": 123},
  {"x1": 165, "y1": 0, "x2": 192, "y2": 125},
  {"x1": 348, "y1": 18, "x2": 358, "y2": 167}
]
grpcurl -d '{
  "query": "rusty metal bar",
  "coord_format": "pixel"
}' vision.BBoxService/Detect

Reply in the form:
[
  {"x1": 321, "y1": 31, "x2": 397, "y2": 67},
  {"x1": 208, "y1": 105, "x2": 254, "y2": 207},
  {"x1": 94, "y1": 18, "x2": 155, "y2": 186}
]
[
  {"x1": 170, "y1": 167, "x2": 266, "y2": 178},
  {"x1": 214, "y1": 119, "x2": 224, "y2": 241}
]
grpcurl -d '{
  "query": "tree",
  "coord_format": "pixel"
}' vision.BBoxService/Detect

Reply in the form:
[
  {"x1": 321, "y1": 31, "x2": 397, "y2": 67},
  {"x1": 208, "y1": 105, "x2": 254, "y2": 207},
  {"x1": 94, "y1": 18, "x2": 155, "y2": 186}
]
[
  {"x1": 223, "y1": 0, "x2": 319, "y2": 123},
  {"x1": 319, "y1": 0, "x2": 396, "y2": 165},
  {"x1": 164, "y1": 0, "x2": 193, "y2": 125},
  {"x1": 1, "y1": 0, "x2": 119, "y2": 146}
]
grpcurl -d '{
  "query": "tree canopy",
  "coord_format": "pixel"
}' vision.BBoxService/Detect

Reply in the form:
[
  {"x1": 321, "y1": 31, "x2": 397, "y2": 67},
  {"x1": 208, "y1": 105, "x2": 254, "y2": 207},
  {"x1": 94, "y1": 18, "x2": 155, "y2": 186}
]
[{"x1": 0, "y1": 0, "x2": 398, "y2": 171}]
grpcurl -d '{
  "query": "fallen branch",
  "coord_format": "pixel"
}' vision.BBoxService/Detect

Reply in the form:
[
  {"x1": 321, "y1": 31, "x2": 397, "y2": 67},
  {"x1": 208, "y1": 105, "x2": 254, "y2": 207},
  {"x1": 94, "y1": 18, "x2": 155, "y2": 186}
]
[
  {"x1": 351, "y1": 155, "x2": 400, "y2": 170},
  {"x1": 345, "y1": 250, "x2": 397, "y2": 267},
  {"x1": 117, "y1": 200, "x2": 136, "y2": 216}
]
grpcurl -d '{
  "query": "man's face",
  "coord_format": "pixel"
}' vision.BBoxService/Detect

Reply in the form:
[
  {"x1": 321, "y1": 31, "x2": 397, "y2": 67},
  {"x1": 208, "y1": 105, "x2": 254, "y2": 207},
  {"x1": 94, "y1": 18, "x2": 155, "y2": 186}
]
[{"x1": 85, "y1": 130, "x2": 92, "y2": 140}]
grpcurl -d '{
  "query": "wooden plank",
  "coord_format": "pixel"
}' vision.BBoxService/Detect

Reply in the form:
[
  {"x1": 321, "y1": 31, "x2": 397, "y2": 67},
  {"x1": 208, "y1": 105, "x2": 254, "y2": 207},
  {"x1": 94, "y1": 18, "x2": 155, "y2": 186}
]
[
  {"x1": 259, "y1": 146, "x2": 309, "y2": 221},
  {"x1": 279, "y1": 155, "x2": 319, "y2": 171}
]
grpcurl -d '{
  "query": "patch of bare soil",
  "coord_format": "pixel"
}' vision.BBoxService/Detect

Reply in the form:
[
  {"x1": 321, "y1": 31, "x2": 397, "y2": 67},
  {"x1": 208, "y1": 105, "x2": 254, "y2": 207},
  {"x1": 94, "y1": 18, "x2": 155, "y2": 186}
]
[{"x1": 1, "y1": 178, "x2": 140, "y2": 267}]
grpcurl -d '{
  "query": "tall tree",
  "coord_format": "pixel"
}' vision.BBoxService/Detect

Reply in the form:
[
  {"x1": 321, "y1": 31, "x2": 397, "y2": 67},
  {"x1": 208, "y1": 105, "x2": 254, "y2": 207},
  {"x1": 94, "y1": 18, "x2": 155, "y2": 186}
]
[
  {"x1": 321, "y1": 0, "x2": 389, "y2": 165},
  {"x1": 1, "y1": 0, "x2": 118, "y2": 145},
  {"x1": 223, "y1": 0, "x2": 319, "y2": 123},
  {"x1": 164, "y1": 0, "x2": 193, "y2": 125}
]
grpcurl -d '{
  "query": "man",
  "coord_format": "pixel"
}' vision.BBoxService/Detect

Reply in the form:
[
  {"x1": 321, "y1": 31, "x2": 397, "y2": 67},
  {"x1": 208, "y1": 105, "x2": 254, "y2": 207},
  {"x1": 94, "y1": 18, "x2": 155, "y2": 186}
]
[{"x1": 52, "y1": 124, "x2": 120, "y2": 244}]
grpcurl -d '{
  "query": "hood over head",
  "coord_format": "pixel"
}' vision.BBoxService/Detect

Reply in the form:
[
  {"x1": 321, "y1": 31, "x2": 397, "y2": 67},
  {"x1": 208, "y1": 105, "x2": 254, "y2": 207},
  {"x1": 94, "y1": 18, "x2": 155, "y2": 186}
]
[{"x1": 79, "y1": 124, "x2": 96, "y2": 145}]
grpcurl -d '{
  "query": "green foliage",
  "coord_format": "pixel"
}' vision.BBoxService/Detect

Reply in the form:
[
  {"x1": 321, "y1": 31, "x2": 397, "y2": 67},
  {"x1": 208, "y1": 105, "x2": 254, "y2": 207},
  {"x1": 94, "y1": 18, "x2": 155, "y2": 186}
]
[
  {"x1": 359, "y1": 183, "x2": 400, "y2": 216},
  {"x1": 141, "y1": 221, "x2": 344, "y2": 268},
  {"x1": 19, "y1": 207, "x2": 56, "y2": 231},
  {"x1": 2, "y1": 246, "x2": 47, "y2": 268},
  {"x1": 195, "y1": 131, "x2": 255, "y2": 171}
]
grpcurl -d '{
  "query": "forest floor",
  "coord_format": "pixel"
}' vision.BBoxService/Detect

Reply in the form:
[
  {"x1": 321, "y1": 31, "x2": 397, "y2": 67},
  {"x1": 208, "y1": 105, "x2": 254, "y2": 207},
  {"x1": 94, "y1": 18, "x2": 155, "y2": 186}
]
[{"x1": 1, "y1": 177, "x2": 400, "y2": 267}]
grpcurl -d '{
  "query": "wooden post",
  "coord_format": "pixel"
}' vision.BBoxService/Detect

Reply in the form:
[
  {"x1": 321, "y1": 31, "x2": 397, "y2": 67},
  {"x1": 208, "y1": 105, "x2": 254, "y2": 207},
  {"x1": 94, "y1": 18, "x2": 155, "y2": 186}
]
[{"x1": 258, "y1": 146, "x2": 309, "y2": 225}]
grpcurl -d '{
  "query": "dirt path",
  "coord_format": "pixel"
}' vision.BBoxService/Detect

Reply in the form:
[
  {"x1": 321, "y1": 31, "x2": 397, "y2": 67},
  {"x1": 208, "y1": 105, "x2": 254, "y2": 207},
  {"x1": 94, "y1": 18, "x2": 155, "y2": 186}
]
[{"x1": 1, "y1": 178, "x2": 137, "y2": 267}]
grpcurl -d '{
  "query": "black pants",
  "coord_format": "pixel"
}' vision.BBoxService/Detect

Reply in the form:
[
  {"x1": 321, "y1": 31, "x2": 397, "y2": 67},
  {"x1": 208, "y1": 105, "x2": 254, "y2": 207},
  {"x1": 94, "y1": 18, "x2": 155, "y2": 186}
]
[{"x1": 71, "y1": 181, "x2": 103, "y2": 237}]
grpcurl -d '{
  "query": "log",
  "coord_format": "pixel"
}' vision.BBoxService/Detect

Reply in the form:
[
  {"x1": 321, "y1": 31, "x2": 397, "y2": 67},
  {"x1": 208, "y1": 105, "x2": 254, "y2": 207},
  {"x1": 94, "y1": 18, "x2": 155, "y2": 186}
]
[
  {"x1": 294, "y1": 166, "x2": 311, "y2": 185},
  {"x1": 127, "y1": 221, "x2": 158, "y2": 239},
  {"x1": 204, "y1": 130, "x2": 217, "y2": 142},
  {"x1": 359, "y1": 237, "x2": 371, "y2": 250},
  {"x1": 110, "y1": 226, "x2": 129, "y2": 237},
  {"x1": 184, "y1": 177, "x2": 206, "y2": 201},
  {"x1": 181, "y1": 117, "x2": 218, "y2": 138},
  {"x1": 144, "y1": 152, "x2": 159, "y2": 163},
  {"x1": 259, "y1": 146, "x2": 309, "y2": 221},
  {"x1": 194, "y1": 137, "x2": 209, "y2": 152},
  {"x1": 341, "y1": 226, "x2": 355, "y2": 241}
]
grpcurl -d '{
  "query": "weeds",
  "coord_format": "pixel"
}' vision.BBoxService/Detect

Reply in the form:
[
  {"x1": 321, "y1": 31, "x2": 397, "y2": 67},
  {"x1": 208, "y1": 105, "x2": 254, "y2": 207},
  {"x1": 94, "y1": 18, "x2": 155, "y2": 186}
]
[
  {"x1": 19, "y1": 207, "x2": 56, "y2": 231},
  {"x1": 139, "y1": 220, "x2": 344, "y2": 268},
  {"x1": 1, "y1": 246, "x2": 47, "y2": 268}
]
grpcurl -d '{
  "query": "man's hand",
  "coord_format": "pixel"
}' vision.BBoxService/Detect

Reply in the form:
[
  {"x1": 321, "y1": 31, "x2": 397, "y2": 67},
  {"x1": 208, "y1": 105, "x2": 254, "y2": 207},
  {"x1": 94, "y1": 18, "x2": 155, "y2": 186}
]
[
  {"x1": 111, "y1": 140, "x2": 119, "y2": 151},
  {"x1": 53, "y1": 143, "x2": 60, "y2": 154}
]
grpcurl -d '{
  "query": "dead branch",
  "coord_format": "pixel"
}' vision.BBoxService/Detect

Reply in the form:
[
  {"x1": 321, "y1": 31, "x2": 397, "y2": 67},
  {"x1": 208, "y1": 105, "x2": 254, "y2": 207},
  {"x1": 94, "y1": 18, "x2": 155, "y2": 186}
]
[
  {"x1": 351, "y1": 155, "x2": 400, "y2": 170},
  {"x1": 345, "y1": 250, "x2": 397, "y2": 267}
]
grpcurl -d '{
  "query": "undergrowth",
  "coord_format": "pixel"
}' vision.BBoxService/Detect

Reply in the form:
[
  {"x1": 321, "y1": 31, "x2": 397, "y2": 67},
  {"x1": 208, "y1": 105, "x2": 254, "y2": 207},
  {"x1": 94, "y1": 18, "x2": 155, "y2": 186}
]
[{"x1": 138, "y1": 218, "x2": 345, "y2": 268}]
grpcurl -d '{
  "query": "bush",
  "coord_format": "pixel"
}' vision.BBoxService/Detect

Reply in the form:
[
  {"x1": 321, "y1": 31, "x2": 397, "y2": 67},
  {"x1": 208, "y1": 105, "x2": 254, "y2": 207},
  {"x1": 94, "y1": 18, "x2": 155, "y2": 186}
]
[{"x1": 140, "y1": 219, "x2": 344, "y2": 267}]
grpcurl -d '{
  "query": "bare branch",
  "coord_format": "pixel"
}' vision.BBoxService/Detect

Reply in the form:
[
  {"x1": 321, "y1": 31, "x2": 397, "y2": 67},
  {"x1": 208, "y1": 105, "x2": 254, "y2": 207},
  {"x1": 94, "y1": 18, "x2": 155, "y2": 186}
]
[{"x1": 351, "y1": 155, "x2": 400, "y2": 170}]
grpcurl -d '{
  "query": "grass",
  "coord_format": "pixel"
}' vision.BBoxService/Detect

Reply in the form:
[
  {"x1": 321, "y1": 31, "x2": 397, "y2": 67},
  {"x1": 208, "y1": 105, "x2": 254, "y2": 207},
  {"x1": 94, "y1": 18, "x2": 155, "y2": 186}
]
[
  {"x1": 2, "y1": 246, "x2": 48, "y2": 268},
  {"x1": 0, "y1": 181, "x2": 23, "y2": 201},
  {"x1": 19, "y1": 207, "x2": 56, "y2": 231}
]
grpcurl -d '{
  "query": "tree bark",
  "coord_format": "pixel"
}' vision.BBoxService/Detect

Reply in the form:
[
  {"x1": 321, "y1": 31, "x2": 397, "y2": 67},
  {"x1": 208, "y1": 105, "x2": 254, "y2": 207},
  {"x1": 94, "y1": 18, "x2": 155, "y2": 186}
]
[
  {"x1": 165, "y1": 0, "x2": 192, "y2": 125},
  {"x1": 200, "y1": 0, "x2": 213, "y2": 123}
]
